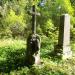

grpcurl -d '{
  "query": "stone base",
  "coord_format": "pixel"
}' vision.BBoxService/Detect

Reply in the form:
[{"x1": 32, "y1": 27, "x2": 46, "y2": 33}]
[
  {"x1": 62, "y1": 46, "x2": 72, "y2": 59},
  {"x1": 25, "y1": 51, "x2": 40, "y2": 66},
  {"x1": 33, "y1": 51, "x2": 40, "y2": 65},
  {"x1": 54, "y1": 45, "x2": 72, "y2": 59}
]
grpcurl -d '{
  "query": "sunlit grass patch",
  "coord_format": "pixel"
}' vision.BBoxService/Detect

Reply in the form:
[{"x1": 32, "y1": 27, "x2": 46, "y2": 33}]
[
  {"x1": 0, "y1": 39, "x2": 26, "y2": 72},
  {"x1": 0, "y1": 39, "x2": 26, "y2": 48}
]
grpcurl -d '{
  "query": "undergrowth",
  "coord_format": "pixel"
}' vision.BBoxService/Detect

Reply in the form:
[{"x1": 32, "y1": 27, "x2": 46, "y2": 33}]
[{"x1": 0, "y1": 38, "x2": 75, "y2": 75}]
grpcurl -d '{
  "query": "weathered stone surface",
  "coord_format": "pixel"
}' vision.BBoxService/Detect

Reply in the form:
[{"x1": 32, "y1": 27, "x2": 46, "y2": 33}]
[
  {"x1": 28, "y1": 5, "x2": 40, "y2": 34},
  {"x1": 26, "y1": 34, "x2": 41, "y2": 65},
  {"x1": 26, "y1": 4, "x2": 41, "y2": 66},
  {"x1": 55, "y1": 14, "x2": 72, "y2": 59}
]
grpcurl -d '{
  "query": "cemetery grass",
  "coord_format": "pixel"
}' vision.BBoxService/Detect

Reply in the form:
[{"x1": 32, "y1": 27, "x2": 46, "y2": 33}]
[{"x1": 0, "y1": 38, "x2": 75, "y2": 75}]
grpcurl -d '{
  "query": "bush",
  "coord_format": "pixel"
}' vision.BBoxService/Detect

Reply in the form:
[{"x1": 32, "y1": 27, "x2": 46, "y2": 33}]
[
  {"x1": 0, "y1": 39, "x2": 75, "y2": 75},
  {"x1": 0, "y1": 39, "x2": 26, "y2": 72},
  {"x1": 40, "y1": 35, "x2": 54, "y2": 58},
  {"x1": 2, "y1": 58, "x2": 75, "y2": 75}
]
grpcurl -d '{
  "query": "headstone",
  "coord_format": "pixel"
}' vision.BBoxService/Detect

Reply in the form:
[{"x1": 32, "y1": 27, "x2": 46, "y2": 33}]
[
  {"x1": 54, "y1": 14, "x2": 72, "y2": 59},
  {"x1": 25, "y1": 5, "x2": 41, "y2": 66}
]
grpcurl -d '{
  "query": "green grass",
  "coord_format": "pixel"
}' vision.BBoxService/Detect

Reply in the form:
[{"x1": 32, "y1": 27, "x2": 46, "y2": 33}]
[
  {"x1": 0, "y1": 39, "x2": 26, "y2": 73},
  {"x1": 0, "y1": 39, "x2": 26, "y2": 60},
  {"x1": 1, "y1": 58, "x2": 75, "y2": 75},
  {"x1": 0, "y1": 38, "x2": 75, "y2": 75}
]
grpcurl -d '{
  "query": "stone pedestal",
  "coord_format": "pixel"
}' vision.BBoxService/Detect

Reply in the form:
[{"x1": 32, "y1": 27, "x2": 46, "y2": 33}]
[
  {"x1": 63, "y1": 45, "x2": 72, "y2": 59},
  {"x1": 54, "y1": 14, "x2": 72, "y2": 59},
  {"x1": 25, "y1": 34, "x2": 41, "y2": 65}
]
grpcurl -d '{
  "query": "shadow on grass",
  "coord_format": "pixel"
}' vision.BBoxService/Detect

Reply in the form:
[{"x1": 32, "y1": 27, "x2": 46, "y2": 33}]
[
  {"x1": 0, "y1": 48, "x2": 28, "y2": 73},
  {"x1": 0, "y1": 48, "x2": 62, "y2": 73}
]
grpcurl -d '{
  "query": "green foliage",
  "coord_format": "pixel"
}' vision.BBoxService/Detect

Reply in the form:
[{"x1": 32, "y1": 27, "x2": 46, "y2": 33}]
[
  {"x1": 0, "y1": 0, "x2": 75, "y2": 74},
  {"x1": 1, "y1": 57, "x2": 75, "y2": 75},
  {"x1": 40, "y1": 35, "x2": 54, "y2": 58},
  {"x1": 0, "y1": 38, "x2": 75, "y2": 74},
  {"x1": 71, "y1": 17, "x2": 75, "y2": 41},
  {"x1": 0, "y1": 39, "x2": 26, "y2": 72},
  {"x1": 0, "y1": 0, "x2": 75, "y2": 40},
  {"x1": 5, "y1": 9, "x2": 25, "y2": 25},
  {"x1": 63, "y1": 0, "x2": 74, "y2": 15},
  {"x1": 0, "y1": 0, "x2": 28, "y2": 38},
  {"x1": 42, "y1": 19, "x2": 57, "y2": 38}
]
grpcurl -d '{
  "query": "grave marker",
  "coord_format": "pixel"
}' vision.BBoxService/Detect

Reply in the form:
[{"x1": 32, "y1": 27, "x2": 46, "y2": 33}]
[
  {"x1": 54, "y1": 14, "x2": 72, "y2": 59},
  {"x1": 25, "y1": 4, "x2": 41, "y2": 65}
]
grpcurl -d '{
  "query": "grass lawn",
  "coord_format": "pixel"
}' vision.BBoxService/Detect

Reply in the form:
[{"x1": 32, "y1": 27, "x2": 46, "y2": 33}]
[{"x1": 0, "y1": 38, "x2": 75, "y2": 75}]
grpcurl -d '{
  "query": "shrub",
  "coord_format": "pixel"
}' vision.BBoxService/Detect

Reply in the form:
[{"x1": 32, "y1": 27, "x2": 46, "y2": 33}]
[
  {"x1": 40, "y1": 35, "x2": 54, "y2": 58},
  {"x1": 0, "y1": 39, "x2": 26, "y2": 72}
]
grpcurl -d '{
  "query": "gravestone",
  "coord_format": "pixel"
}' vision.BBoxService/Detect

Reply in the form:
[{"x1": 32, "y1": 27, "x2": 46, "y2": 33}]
[
  {"x1": 54, "y1": 14, "x2": 72, "y2": 59},
  {"x1": 25, "y1": 4, "x2": 41, "y2": 66}
]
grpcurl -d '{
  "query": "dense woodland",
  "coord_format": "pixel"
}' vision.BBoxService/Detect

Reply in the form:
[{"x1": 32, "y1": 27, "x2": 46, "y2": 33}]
[{"x1": 0, "y1": 0, "x2": 75, "y2": 75}]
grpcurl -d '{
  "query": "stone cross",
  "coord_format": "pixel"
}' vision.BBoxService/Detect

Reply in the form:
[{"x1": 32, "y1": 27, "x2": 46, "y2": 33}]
[
  {"x1": 28, "y1": 5, "x2": 40, "y2": 34},
  {"x1": 54, "y1": 14, "x2": 72, "y2": 59},
  {"x1": 25, "y1": 5, "x2": 41, "y2": 66}
]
